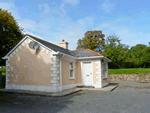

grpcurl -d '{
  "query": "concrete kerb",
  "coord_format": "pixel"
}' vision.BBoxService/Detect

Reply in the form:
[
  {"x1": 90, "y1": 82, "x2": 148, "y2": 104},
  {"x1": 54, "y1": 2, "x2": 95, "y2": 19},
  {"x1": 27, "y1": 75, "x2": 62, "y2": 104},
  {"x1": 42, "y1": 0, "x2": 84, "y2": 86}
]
[
  {"x1": 77, "y1": 84, "x2": 118, "y2": 92},
  {"x1": 0, "y1": 84, "x2": 118, "y2": 97},
  {"x1": 0, "y1": 88, "x2": 81, "y2": 97}
]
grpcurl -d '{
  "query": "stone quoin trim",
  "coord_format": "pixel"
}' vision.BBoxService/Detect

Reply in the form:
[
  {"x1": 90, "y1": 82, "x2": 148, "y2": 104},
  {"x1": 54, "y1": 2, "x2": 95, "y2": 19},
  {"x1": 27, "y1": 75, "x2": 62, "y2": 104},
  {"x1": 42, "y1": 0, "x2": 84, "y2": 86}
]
[
  {"x1": 5, "y1": 57, "x2": 10, "y2": 85},
  {"x1": 50, "y1": 51, "x2": 60, "y2": 87},
  {"x1": 95, "y1": 61, "x2": 102, "y2": 84}
]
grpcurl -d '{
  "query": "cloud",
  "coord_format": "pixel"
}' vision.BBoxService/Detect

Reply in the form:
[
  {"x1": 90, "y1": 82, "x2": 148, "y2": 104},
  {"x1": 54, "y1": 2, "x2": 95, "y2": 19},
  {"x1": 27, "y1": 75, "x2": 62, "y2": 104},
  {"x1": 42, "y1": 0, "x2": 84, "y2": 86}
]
[
  {"x1": 0, "y1": 1, "x2": 20, "y2": 20},
  {"x1": 18, "y1": 19, "x2": 37, "y2": 31},
  {"x1": 63, "y1": 0, "x2": 80, "y2": 6},
  {"x1": 1, "y1": 1, "x2": 93, "y2": 50},
  {"x1": 95, "y1": 20, "x2": 150, "y2": 48},
  {"x1": 100, "y1": 0, "x2": 115, "y2": 13},
  {"x1": 39, "y1": 3, "x2": 66, "y2": 17},
  {"x1": 39, "y1": 3, "x2": 49, "y2": 13}
]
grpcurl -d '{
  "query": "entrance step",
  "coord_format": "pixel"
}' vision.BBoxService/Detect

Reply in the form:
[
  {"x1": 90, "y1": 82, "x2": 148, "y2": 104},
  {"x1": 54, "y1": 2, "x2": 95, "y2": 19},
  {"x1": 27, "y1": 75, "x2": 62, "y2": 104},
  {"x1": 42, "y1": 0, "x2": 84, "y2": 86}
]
[{"x1": 76, "y1": 86, "x2": 94, "y2": 88}]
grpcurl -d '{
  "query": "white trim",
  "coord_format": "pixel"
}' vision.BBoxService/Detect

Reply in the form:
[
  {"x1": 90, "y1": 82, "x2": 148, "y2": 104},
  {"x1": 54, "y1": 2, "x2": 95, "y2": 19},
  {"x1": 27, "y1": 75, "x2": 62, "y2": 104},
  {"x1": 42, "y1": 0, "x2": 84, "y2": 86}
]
[
  {"x1": 53, "y1": 77, "x2": 60, "y2": 80},
  {"x1": 6, "y1": 84, "x2": 60, "y2": 92},
  {"x1": 6, "y1": 74, "x2": 9, "y2": 77},
  {"x1": 81, "y1": 62, "x2": 83, "y2": 85},
  {"x1": 60, "y1": 57, "x2": 62, "y2": 92},
  {"x1": 51, "y1": 68, "x2": 58, "y2": 71},
  {"x1": 96, "y1": 66, "x2": 100, "y2": 69},
  {"x1": 19, "y1": 45, "x2": 21, "y2": 49},
  {"x1": 43, "y1": 47, "x2": 45, "y2": 52},
  {"x1": 13, "y1": 51, "x2": 15, "y2": 55},
  {"x1": 77, "y1": 56, "x2": 102, "y2": 59},
  {"x1": 51, "y1": 62, "x2": 58, "y2": 65},
  {"x1": 96, "y1": 82, "x2": 101, "y2": 84},
  {"x1": 57, "y1": 51, "x2": 77, "y2": 59},
  {"x1": 98, "y1": 79, "x2": 101, "y2": 82},
  {"x1": 47, "y1": 50, "x2": 49, "y2": 54},
  {"x1": 51, "y1": 74, "x2": 58, "y2": 77},
  {"x1": 6, "y1": 64, "x2": 9, "y2": 66},
  {"x1": 4, "y1": 35, "x2": 57, "y2": 58},
  {"x1": 16, "y1": 48, "x2": 18, "y2": 52},
  {"x1": 51, "y1": 80, "x2": 58, "y2": 84},
  {"x1": 96, "y1": 77, "x2": 101, "y2": 79},
  {"x1": 25, "y1": 39, "x2": 27, "y2": 43},
  {"x1": 62, "y1": 84, "x2": 82, "y2": 91},
  {"x1": 6, "y1": 69, "x2": 10, "y2": 72},
  {"x1": 27, "y1": 37, "x2": 55, "y2": 53},
  {"x1": 91, "y1": 61, "x2": 94, "y2": 86},
  {"x1": 96, "y1": 71, "x2": 100, "y2": 74},
  {"x1": 53, "y1": 70, "x2": 59, "y2": 74},
  {"x1": 28, "y1": 38, "x2": 31, "y2": 43},
  {"x1": 53, "y1": 64, "x2": 59, "y2": 68},
  {"x1": 69, "y1": 61, "x2": 75, "y2": 79},
  {"x1": 61, "y1": 56, "x2": 76, "y2": 62},
  {"x1": 93, "y1": 84, "x2": 102, "y2": 88},
  {"x1": 3, "y1": 36, "x2": 27, "y2": 57},
  {"x1": 22, "y1": 42, "x2": 24, "y2": 46}
]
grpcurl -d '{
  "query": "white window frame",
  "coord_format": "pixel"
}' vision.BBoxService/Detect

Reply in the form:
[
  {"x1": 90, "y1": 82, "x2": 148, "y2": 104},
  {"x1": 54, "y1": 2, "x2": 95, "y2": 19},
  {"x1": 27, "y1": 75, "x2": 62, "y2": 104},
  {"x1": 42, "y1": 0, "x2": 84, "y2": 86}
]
[{"x1": 69, "y1": 61, "x2": 75, "y2": 79}]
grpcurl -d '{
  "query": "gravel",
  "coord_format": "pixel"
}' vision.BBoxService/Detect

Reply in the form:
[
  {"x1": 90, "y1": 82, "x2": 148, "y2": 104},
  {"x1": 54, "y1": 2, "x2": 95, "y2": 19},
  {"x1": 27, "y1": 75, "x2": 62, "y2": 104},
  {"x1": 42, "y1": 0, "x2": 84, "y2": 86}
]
[{"x1": 1, "y1": 82, "x2": 150, "y2": 113}]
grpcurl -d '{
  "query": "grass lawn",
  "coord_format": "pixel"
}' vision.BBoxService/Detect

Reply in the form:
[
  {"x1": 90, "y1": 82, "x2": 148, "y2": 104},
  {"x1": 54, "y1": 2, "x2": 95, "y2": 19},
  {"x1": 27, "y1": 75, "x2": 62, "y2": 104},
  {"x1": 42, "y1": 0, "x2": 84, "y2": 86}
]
[
  {"x1": 0, "y1": 67, "x2": 6, "y2": 76},
  {"x1": 108, "y1": 68, "x2": 150, "y2": 74}
]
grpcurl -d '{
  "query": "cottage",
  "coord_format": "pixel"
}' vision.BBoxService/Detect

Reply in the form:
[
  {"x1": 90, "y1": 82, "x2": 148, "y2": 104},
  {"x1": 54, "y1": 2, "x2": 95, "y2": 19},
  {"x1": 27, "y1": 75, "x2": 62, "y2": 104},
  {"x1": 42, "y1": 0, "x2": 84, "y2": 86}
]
[{"x1": 2, "y1": 34, "x2": 111, "y2": 92}]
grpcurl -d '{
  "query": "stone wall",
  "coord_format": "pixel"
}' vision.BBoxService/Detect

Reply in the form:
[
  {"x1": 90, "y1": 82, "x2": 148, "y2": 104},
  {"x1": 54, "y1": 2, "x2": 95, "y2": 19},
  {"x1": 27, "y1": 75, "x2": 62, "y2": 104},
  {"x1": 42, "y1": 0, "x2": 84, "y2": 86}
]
[{"x1": 109, "y1": 73, "x2": 150, "y2": 83}]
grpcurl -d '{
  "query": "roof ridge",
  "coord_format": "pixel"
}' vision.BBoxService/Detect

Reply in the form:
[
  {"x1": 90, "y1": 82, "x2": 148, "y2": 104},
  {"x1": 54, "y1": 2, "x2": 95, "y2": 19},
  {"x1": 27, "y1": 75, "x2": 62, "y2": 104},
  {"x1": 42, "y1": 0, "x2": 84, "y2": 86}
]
[
  {"x1": 26, "y1": 34, "x2": 70, "y2": 51},
  {"x1": 71, "y1": 49, "x2": 103, "y2": 56}
]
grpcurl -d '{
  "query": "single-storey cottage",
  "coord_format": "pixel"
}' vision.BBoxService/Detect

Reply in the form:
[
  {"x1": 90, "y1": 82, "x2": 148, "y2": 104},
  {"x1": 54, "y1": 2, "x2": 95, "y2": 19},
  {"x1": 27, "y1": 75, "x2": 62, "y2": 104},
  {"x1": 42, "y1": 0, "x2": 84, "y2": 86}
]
[{"x1": 3, "y1": 34, "x2": 111, "y2": 92}]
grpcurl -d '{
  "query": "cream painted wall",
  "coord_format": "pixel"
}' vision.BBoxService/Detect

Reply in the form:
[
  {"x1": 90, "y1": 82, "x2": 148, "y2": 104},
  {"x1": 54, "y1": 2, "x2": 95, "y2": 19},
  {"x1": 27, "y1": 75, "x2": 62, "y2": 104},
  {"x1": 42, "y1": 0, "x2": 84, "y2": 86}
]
[
  {"x1": 61, "y1": 59, "x2": 82, "y2": 86},
  {"x1": 7, "y1": 39, "x2": 58, "y2": 86}
]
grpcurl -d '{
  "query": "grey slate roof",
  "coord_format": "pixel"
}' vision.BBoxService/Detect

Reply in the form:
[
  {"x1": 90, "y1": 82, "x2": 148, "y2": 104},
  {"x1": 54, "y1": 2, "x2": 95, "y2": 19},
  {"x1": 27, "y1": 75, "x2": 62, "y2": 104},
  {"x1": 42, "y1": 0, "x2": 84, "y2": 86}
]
[
  {"x1": 26, "y1": 34, "x2": 74, "y2": 56},
  {"x1": 26, "y1": 34, "x2": 103, "y2": 58},
  {"x1": 71, "y1": 50, "x2": 100, "y2": 57}
]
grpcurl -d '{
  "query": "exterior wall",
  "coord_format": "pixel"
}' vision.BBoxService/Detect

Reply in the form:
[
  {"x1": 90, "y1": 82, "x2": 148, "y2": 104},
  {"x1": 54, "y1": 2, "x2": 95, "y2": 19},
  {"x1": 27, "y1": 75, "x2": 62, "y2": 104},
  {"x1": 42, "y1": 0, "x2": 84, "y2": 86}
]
[
  {"x1": 61, "y1": 59, "x2": 82, "y2": 90},
  {"x1": 6, "y1": 38, "x2": 60, "y2": 92}
]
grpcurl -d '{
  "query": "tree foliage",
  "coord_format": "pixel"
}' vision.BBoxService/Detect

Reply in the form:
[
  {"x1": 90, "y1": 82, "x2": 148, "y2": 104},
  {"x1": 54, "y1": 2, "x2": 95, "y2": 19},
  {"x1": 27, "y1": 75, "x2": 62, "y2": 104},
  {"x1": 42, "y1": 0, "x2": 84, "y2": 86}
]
[
  {"x1": 126, "y1": 44, "x2": 150, "y2": 68},
  {"x1": 76, "y1": 31, "x2": 150, "y2": 69},
  {"x1": 102, "y1": 35, "x2": 129, "y2": 69},
  {"x1": 76, "y1": 30, "x2": 105, "y2": 53},
  {"x1": 0, "y1": 8, "x2": 24, "y2": 66}
]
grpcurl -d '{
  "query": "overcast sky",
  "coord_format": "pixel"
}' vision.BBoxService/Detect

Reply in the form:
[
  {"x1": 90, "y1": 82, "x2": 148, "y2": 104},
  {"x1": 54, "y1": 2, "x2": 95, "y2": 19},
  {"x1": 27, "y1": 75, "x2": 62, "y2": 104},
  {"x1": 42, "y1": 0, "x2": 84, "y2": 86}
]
[{"x1": 1, "y1": 0, "x2": 150, "y2": 50}]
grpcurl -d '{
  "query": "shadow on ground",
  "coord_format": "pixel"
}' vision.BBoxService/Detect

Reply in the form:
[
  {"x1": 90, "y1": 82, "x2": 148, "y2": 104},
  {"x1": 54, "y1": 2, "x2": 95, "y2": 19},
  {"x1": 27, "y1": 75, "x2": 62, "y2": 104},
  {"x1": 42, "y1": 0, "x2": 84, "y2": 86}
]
[{"x1": 0, "y1": 91, "x2": 85, "y2": 113}]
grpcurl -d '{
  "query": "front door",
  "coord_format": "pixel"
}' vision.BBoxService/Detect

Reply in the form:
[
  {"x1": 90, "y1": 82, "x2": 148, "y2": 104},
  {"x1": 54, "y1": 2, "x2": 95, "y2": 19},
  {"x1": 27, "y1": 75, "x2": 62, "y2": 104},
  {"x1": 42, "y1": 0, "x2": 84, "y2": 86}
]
[{"x1": 83, "y1": 62, "x2": 92, "y2": 86}]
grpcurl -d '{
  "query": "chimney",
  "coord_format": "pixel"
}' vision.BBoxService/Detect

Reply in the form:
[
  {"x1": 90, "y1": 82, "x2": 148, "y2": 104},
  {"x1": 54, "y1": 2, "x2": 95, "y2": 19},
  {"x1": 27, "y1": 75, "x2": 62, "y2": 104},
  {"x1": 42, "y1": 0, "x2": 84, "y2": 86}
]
[{"x1": 59, "y1": 39, "x2": 68, "y2": 49}]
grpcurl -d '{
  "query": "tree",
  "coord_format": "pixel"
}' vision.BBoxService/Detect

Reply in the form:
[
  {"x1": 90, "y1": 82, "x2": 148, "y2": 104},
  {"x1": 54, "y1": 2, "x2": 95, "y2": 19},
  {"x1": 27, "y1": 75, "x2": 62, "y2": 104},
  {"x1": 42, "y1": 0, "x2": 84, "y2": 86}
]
[
  {"x1": 128, "y1": 44, "x2": 149, "y2": 68},
  {"x1": 76, "y1": 30, "x2": 105, "y2": 53},
  {"x1": 102, "y1": 35, "x2": 129, "y2": 69},
  {"x1": 0, "y1": 8, "x2": 24, "y2": 66}
]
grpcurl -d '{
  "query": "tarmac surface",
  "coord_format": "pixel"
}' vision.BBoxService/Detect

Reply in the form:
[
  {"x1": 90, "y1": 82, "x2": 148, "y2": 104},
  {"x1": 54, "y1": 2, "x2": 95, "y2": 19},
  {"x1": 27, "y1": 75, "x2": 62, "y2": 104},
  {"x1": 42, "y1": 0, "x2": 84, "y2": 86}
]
[{"x1": 1, "y1": 81, "x2": 150, "y2": 113}]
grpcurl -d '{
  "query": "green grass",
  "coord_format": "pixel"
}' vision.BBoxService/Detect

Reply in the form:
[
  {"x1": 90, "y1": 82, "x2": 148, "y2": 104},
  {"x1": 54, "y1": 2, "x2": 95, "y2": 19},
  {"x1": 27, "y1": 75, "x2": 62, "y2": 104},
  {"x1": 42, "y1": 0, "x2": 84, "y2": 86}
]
[
  {"x1": 108, "y1": 68, "x2": 150, "y2": 74},
  {"x1": 0, "y1": 68, "x2": 6, "y2": 87},
  {"x1": 0, "y1": 67, "x2": 6, "y2": 76}
]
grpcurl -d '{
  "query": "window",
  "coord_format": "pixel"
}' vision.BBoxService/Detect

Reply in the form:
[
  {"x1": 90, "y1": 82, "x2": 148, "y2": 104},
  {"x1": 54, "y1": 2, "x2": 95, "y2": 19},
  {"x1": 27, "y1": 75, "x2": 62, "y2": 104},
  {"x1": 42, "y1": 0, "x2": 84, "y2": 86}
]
[
  {"x1": 103, "y1": 63, "x2": 107, "y2": 78},
  {"x1": 69, "y1": 62, "x2": 74, "y2": 79}
]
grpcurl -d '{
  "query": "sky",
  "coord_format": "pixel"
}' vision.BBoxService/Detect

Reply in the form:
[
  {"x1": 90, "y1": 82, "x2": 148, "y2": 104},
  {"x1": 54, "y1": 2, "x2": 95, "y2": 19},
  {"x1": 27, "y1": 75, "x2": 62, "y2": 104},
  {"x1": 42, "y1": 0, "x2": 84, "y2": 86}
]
[{"x1": 0, "y1": 0, "x2": 150, "y2": 50}]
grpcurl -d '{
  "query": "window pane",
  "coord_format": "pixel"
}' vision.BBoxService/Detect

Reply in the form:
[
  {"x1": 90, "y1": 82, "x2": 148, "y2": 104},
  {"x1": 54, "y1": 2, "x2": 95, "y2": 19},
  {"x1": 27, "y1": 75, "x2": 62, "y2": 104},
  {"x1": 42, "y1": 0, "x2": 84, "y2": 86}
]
[
  {"x1": 70, "y1": 70, "x2": 73, "y2": 77},
  {"x1": 70, "y1": 62, "x2": 73, "y2": 69}
]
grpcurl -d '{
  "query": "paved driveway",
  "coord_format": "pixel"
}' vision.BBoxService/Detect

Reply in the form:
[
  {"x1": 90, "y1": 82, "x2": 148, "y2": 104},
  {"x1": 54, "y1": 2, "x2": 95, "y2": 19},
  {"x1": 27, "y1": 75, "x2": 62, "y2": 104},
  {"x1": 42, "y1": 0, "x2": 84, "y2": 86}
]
[{"x1": 1, "y1": 82, "x2": 150, "y2": 113}]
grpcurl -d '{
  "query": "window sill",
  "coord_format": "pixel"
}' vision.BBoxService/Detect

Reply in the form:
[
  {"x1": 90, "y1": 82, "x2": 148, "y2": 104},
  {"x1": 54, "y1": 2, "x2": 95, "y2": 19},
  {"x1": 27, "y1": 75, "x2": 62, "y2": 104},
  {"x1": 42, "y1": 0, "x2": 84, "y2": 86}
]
[{"x1": 69, "y1": 77, "x2": 75, "y2": 80}]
